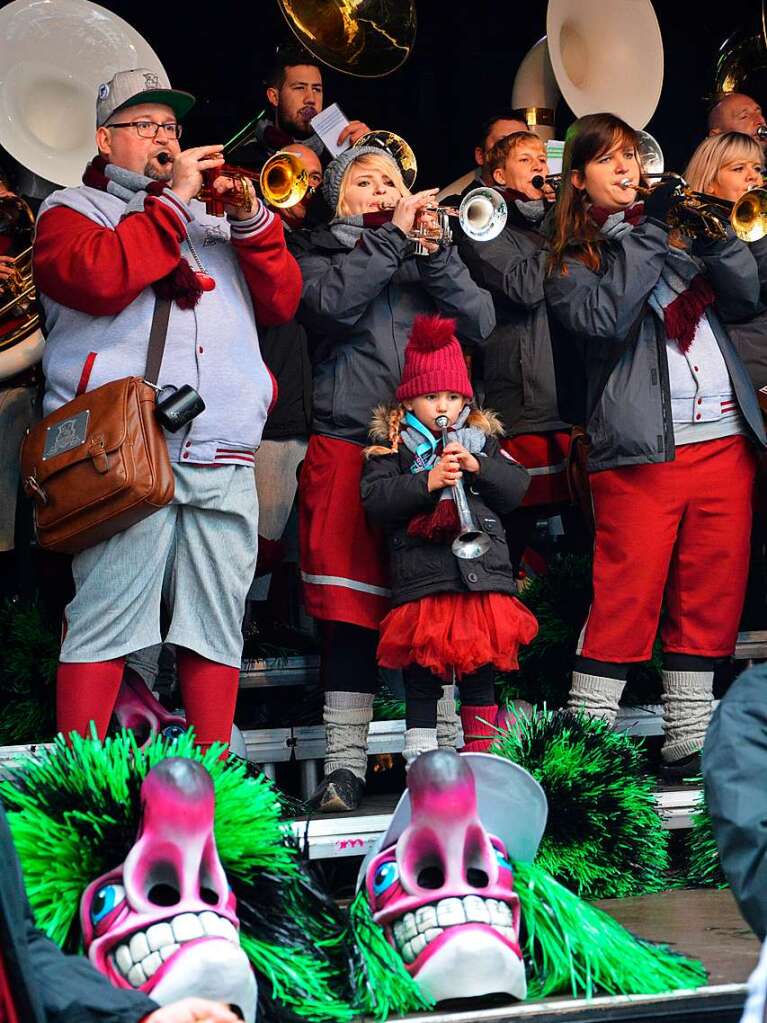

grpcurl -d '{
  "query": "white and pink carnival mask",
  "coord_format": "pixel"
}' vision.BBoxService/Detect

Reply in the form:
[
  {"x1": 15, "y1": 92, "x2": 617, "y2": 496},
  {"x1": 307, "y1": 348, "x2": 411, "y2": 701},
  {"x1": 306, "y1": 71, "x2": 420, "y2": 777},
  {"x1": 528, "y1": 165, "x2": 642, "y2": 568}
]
[
  {"x1": 80, "y1": 757, "x2": 256, "y2": 1021},
  {"x1": 361, "y1": 750, "x2": 547, "y2": 1003}
]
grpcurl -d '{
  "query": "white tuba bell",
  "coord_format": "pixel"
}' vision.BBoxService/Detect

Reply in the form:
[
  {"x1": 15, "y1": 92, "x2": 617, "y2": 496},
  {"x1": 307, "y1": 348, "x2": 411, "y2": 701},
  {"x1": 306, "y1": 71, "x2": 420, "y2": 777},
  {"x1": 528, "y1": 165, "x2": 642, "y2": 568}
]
[
  {"x1": 0, "y1": 0, "x2": 170, "y2": 189},
  {"x1": 512, "y1": 0, "x2": 664, "y2": 135}
]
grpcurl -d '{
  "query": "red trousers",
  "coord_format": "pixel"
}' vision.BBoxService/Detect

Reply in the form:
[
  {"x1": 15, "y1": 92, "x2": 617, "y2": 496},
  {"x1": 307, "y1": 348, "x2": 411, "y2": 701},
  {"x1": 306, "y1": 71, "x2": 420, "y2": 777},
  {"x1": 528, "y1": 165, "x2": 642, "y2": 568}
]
[
  {"x1": 501, "y1": 431, "x2": 571, "y2": 507},
  {"x1": 299, "y1": 435, "x2": 391, "y2": 629},
  {"x1": 579, "y1": 436, "x2": 756, "y2": 662}
]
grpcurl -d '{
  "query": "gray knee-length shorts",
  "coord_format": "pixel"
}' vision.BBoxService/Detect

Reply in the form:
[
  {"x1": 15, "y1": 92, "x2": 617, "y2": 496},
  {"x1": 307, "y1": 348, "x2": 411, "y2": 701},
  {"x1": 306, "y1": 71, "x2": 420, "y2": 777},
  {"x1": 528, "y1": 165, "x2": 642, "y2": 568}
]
[{"x1": 60, "y1": 463, "x2": 258, "y2": 668}]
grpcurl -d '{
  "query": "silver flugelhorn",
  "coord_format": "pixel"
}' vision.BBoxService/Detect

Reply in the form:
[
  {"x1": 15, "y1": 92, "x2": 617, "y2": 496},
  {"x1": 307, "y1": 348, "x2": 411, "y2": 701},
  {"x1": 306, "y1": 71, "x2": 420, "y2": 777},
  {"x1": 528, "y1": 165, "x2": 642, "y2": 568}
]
[{"x1": 435, "y1": 415, "x2": 491, "y2": 560}]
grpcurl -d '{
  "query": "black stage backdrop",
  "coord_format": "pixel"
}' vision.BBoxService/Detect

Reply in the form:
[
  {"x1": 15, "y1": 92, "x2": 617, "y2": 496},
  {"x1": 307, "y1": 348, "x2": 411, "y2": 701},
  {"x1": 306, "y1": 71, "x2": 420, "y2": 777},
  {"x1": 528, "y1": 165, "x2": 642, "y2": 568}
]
[{"x1": 5, "y1": 0, "x2": 765, "y2": 188}]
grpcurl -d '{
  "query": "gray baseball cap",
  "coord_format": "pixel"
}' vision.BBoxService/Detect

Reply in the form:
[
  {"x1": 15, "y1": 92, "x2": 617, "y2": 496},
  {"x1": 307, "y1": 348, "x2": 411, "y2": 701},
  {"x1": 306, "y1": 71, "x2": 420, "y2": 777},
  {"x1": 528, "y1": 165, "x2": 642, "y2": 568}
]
[{"x1": 97, "y1": 68, "x2": 195, "y2": 127}]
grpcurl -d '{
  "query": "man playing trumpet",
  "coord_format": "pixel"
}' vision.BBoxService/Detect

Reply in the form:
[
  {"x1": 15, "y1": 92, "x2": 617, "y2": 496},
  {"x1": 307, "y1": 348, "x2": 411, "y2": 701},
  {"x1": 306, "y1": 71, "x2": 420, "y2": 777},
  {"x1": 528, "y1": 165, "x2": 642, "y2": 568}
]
[{"x1": 33, "y1": 69, "x2": 301, "y2": 751}]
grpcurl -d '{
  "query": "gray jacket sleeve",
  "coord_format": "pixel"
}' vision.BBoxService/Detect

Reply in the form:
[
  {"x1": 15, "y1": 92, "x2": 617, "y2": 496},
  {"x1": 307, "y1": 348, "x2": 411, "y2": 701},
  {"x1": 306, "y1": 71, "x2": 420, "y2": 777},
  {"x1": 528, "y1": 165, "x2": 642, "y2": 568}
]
[
  {"x1": 460, "y1": 232, "x2": 547, "y2": 309},
  {"x1": 702, "y1": 664, "x2": 767, "y2": 939},
  {"x1": 416, "y1": 245, "x2": 496, "y2": 345},
  {"x1": 296, "y1": 222, "x2": 410, "y2": 334},
  {"x1": 691, "y1": 229, "x2": 760, "y2": 322},
  {"x1": 544, "y1": 219, "x2": 670, "y2": 342}
]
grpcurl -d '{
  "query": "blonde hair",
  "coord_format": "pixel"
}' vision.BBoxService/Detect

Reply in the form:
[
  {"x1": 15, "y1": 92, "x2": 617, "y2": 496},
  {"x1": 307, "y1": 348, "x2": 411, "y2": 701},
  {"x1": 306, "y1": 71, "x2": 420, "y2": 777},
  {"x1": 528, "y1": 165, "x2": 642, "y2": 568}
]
[
  {"x1": 486, "y1": 131, "x2": 545, "y2": 176},
  {"x1": 336, "y1": 153, "x2": 410, "y2": 217},
  {"x1": 684, "y1": 132, "x2": 763, "y2": 194}
]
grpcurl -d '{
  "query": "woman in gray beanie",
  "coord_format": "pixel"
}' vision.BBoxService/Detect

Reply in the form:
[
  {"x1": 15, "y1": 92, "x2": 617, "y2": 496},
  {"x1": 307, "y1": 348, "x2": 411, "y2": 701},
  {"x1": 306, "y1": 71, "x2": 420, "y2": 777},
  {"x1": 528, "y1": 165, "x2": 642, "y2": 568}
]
[{"x1": 288, "y1": 146, "x2": 496, "y2": 812}]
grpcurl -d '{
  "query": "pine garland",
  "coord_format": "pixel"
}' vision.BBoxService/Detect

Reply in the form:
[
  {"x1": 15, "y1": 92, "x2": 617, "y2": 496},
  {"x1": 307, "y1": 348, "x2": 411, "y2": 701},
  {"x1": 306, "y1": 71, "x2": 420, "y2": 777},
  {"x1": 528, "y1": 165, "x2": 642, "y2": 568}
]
[
  {"x1": 0, "y1": 599, "x2": 59, "y2": 744},
  {"x1": 491, "y1": 708, "x2": 670, "y2": 899},
  {"x1": 686, "y1": 790, "x2": 727, "y2": 888}
]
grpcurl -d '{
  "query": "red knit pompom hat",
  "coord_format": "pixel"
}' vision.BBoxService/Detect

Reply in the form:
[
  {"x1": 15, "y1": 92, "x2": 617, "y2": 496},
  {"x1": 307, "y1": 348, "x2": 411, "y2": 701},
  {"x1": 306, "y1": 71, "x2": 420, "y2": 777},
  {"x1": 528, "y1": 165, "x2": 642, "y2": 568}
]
[{"x1": 396, "y1": 315, "x2": 473, "y2": 401}]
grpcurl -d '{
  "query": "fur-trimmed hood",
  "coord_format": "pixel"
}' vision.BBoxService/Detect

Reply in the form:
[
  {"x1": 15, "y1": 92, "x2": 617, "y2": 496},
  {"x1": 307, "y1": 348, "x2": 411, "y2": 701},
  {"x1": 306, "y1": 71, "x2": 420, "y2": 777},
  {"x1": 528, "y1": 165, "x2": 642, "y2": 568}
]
[{"x1": 368, "y1": 403, "x2": 504, "y2": 444}]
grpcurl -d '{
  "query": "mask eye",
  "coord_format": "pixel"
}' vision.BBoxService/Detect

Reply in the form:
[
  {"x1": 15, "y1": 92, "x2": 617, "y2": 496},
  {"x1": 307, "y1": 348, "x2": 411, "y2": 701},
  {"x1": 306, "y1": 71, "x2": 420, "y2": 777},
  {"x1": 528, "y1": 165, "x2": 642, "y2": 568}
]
[
  {"x1": 373, "y1": 861, "x2": 399, "y2": 895},
  {"x1": 91, "y1": 883, "x2": 126, "y2": 925},
  {"x1": 494, "y1": 848, "x2": 512, "y2": 871}
]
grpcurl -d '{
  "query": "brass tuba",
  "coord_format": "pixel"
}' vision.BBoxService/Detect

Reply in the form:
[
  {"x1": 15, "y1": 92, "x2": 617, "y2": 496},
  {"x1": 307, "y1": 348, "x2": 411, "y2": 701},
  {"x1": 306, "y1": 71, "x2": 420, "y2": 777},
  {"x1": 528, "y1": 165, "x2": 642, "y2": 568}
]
[
  {"x1": 353, "y1": 130, "x2": 417, "y2": 189},
  {"x1": 0, "y1": 194, "x2": 42, "y2": 380},
  {"x1": 713, "y1": 1, "x2": 767, "y2": 96}
]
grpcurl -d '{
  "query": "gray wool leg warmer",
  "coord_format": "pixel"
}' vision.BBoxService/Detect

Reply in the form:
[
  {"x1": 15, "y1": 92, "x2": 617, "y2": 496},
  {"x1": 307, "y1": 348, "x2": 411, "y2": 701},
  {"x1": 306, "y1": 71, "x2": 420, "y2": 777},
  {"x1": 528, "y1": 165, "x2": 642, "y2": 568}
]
[
  {"x1": 323, "y1": 691, "x2": 375, "y2": 780},
  {"x1": 660, "y1": 670, "x2": 714, "y2": 763},
  {"x1": 436, "y1": 684, "x2": 459, "y2": 752},
  {"x1": 567, "y1": 671, "x2": 626, "y2": 726},
  {"x1": 403, "y1": 727, "x2": 439, "y2": 770}
]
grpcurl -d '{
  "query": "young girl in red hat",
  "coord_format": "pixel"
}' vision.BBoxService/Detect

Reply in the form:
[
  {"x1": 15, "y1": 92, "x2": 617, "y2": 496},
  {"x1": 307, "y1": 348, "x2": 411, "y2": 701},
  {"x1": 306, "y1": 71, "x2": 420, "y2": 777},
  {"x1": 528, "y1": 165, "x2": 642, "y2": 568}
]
[{"x1": 361, "y1": 314, "x2": 538, "y2": 767}]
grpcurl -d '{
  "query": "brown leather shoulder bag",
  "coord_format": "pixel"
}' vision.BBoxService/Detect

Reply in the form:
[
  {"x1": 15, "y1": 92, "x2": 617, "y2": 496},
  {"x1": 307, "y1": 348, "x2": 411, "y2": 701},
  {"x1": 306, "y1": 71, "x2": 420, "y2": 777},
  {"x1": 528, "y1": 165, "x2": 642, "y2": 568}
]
[{"x1": 21, "y1": 298, "x2": 175, "y2": 553}]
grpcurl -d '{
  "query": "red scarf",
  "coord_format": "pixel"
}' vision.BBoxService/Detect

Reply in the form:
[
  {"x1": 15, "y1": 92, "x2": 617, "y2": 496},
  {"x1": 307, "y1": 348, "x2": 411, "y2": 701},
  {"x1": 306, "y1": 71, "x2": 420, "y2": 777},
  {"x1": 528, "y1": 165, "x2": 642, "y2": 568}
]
[
  {"x1": 83, "y1": 155, "x2": 204, "y2": 310},
  {"x1": 0, "y1": 947, "x2": 18, "y2": 1023}
]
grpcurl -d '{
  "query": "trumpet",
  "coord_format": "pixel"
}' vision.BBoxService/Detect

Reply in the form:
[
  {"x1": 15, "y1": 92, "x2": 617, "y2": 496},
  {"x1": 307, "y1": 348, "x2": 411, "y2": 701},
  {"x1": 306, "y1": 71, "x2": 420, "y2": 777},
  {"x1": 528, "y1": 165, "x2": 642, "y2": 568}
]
[
  {"x1": 381, "y1": 187, "x2": 508, "y2": 254},
  {"x1": 158, "y1": 150, "x2": 314, "y2": 216},
  {"x1": 619, "y1": 172, "x2": 767, "y2": 242},
  {"x1": 435, "y1": 415, "x2": 491, "y2": 560}
]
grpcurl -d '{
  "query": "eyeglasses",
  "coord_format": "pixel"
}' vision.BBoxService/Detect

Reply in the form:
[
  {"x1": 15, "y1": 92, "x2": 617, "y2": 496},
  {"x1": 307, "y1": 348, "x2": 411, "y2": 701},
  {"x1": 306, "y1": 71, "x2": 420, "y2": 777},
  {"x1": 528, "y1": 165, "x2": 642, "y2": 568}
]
[{"x1": 106, "y1": 120, "x2": 183, "y2": 140}]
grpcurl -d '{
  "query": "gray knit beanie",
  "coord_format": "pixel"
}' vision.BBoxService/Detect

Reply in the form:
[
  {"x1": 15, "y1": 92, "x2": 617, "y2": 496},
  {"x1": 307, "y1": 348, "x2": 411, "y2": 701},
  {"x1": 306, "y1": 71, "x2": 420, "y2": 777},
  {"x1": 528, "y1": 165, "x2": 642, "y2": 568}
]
[{"x1": 322, "y1": 146, "x2": 401, "y2": 213}]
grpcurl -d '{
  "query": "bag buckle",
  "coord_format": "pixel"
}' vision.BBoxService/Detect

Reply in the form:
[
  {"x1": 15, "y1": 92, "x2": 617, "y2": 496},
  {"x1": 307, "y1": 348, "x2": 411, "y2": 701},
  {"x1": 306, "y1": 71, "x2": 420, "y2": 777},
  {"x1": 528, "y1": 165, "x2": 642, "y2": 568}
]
[{"x1": 89, "y1": 435, "x2": 109, "y2": 474}]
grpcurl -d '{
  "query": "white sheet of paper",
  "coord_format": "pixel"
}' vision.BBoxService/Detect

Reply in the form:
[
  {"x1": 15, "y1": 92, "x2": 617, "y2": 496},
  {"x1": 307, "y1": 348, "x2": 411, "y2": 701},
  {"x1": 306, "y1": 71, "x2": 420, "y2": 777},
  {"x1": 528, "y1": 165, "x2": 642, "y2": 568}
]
[{"x1": 311, "y1": 103, "x2": 351, "y2": 157}]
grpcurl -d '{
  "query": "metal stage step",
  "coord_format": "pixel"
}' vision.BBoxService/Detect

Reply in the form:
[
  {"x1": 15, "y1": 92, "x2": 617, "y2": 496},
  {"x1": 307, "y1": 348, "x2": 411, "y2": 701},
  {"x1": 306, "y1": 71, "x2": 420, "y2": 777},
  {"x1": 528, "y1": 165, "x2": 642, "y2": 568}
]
[{"x1": 288, "y1": 785, "x2": 702, "y2": 861}]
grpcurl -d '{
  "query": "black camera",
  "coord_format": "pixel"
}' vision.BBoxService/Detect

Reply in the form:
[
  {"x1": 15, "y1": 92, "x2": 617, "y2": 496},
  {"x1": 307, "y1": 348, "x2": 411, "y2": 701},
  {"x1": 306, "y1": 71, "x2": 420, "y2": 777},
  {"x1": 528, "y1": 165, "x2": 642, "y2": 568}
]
[{"x1": 155, "y1": 385, "x2": 206, "y2": 433}]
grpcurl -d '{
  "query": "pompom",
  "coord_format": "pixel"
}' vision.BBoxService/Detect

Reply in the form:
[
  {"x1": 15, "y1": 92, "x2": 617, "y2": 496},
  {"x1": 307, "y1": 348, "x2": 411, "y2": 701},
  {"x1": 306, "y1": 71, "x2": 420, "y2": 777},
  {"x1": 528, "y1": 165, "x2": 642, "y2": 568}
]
[{"x1": 406, "y1": 315, "x2": 458, "y2": 353}]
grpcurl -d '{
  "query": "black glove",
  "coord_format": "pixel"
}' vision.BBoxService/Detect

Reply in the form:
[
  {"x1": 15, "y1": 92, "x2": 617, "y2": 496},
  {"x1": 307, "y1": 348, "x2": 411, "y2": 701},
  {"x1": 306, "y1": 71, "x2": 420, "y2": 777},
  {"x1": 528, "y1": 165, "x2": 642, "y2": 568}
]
[{"x1": 643, "y1": 180, "x2": 679, "y2": 225}]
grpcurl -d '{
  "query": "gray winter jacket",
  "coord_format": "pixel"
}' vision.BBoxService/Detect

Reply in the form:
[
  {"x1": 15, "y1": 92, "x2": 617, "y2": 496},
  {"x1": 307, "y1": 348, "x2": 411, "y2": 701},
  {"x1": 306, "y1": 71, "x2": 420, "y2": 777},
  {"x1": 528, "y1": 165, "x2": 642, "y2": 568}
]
[
  {"x1": 727, "y1": 234, "x2": 767, "y2": 390},
  {"x1": 459, "y1": 203, "x2": 566, "y2": 436},
  {"x1": 703, "y1": 664, "x2": 767, "y2": 939},
  {"x1": 545, "y1": 217, "x2": 766, "y2": 472},
  {"x1": 288, "y1": 222, "x2": 496, "y2": 445}
]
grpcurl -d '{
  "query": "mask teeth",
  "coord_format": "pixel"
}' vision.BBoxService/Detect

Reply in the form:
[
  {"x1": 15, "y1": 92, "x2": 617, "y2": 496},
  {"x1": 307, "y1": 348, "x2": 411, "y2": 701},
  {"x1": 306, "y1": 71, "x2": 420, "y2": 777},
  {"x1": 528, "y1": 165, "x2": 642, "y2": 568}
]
[
  {"x1": 111, "y1": 910, "x2": 239, "y2": 988},
  {"x1": 391, "y1": 896, "x2": 515, "y2": 963}
]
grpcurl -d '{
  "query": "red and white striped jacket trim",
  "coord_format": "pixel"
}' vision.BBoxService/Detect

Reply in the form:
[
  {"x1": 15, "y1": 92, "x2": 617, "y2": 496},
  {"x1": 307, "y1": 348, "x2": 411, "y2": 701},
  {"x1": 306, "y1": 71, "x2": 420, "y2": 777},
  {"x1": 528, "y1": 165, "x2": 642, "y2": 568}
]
[
  {"x1": 214, "y1": 447, "x2": 256, "y2": 465},
  {"x1": 156, "y1": 190, "x2": 193, "y2": 226},
  {"x1": 228, "y1": 202, "x2": 274, "y2": 239}
]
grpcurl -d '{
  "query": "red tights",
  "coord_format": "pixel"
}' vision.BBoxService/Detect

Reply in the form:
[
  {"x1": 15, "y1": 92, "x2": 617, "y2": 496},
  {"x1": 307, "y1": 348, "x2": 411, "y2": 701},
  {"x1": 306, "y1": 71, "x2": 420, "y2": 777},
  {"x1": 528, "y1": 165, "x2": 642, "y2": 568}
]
[{"x1": 56, "y1": 649, "x2": 239, "y2": 751}]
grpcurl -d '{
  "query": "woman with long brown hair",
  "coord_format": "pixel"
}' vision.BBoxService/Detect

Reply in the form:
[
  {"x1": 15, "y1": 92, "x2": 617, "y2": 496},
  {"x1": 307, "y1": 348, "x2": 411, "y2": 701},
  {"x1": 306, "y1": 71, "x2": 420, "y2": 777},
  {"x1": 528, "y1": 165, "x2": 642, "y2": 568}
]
[{"x1": 545, "y1": 113, "x2": 766, "y2": 781}]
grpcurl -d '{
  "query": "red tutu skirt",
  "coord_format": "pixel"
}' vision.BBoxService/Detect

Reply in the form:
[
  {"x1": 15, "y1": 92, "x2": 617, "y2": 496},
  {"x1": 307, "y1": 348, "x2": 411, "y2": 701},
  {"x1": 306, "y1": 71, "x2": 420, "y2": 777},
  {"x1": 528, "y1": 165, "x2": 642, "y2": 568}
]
[{"x1": 377, "y1": 591, "x2": 538, "y2": 680}]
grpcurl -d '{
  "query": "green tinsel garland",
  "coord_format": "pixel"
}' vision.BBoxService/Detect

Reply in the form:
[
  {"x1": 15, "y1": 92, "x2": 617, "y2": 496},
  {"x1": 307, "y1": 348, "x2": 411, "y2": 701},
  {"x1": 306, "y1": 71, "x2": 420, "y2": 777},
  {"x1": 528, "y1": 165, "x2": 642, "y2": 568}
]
[
  {"x1": 491, "y1": 708, "x2": 670, "y2": 899},
  {"x1": 0, "y1": 732, "x2": 358, "y2": 1023},
  {"x1": 515, "y1": 860, "x2": 706, "y2": 998},
  {"x1": 499, "y1": 554, "x2": 662, "y2": 709},
  {"x1": 0, "y1": 599, "x2": 59, "y2": 745},
  {"x1": 686, "y1": 789, "x2": 727, "y2": 889}
]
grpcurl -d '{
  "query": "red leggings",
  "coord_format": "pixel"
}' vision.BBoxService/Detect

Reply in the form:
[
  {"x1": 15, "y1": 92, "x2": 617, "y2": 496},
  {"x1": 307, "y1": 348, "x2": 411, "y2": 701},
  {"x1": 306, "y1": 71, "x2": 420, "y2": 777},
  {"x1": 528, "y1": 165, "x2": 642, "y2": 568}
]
[
  {"x1": 56, "y1": 649, "x2": 239, "y2": 750},
  {"x1": 579, "y1": 436, "x2": 756, "y2": 663}
]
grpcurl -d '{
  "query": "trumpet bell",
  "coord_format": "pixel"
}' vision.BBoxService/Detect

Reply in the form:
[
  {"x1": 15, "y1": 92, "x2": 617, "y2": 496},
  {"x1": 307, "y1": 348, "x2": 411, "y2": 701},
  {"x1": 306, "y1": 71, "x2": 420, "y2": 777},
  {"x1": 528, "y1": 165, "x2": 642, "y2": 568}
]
[
  {"x1": 260, "y1": 151, "x2": 309, "y2": 208},
  {"x1": 452, "y1": 529, "x2": 492, "y2": 560},
  {"x1": 354, "y1": 130, "x2": 417, "y2": 189},
  {"x1": 732, "y1": 187, "x2": 767, "y2": 242},
  {"x1": 458, "y1": 188, "x2": 507, "y2": 242}
]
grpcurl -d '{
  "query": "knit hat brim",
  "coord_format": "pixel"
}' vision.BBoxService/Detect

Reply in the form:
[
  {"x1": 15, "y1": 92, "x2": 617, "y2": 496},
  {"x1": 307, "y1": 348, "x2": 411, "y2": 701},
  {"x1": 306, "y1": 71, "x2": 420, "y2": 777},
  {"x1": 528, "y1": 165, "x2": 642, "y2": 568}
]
[{"x1": 396, "y1": 372, "x2": 473, "y2": 402}]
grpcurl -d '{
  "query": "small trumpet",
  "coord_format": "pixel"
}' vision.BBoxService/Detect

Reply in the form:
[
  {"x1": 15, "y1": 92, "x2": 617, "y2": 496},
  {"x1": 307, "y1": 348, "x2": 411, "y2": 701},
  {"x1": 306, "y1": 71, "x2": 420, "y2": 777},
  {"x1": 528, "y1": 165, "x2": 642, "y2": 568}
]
[
  {"x1": 435, "y1": 415, "x2": 491, "y2": 561},
  {"x1": 385, "y1": 187, "x2": 507, "y2": 254}
]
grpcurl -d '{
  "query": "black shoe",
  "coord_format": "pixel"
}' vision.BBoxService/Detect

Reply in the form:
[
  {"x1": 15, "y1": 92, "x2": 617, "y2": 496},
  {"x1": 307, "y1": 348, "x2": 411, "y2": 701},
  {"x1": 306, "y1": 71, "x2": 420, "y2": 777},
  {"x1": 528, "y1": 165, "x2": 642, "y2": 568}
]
[
  {"x1": 659, "y1": 751, "x2": 702, "y2": 784},
  {"x1": 307, "y1": 768, "x2": 365, "y2": 813}
]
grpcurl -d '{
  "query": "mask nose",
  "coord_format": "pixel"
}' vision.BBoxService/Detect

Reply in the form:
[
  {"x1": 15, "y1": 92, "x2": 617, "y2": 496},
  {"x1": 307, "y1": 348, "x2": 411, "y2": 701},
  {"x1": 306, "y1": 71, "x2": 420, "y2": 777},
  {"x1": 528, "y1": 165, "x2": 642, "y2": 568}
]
[
  {"x1": 397, "y1": 750, "x2": 497, "y2": 896},
  {"x1": 123, "y1": 759, "x2": 231, "y2": 915}
]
